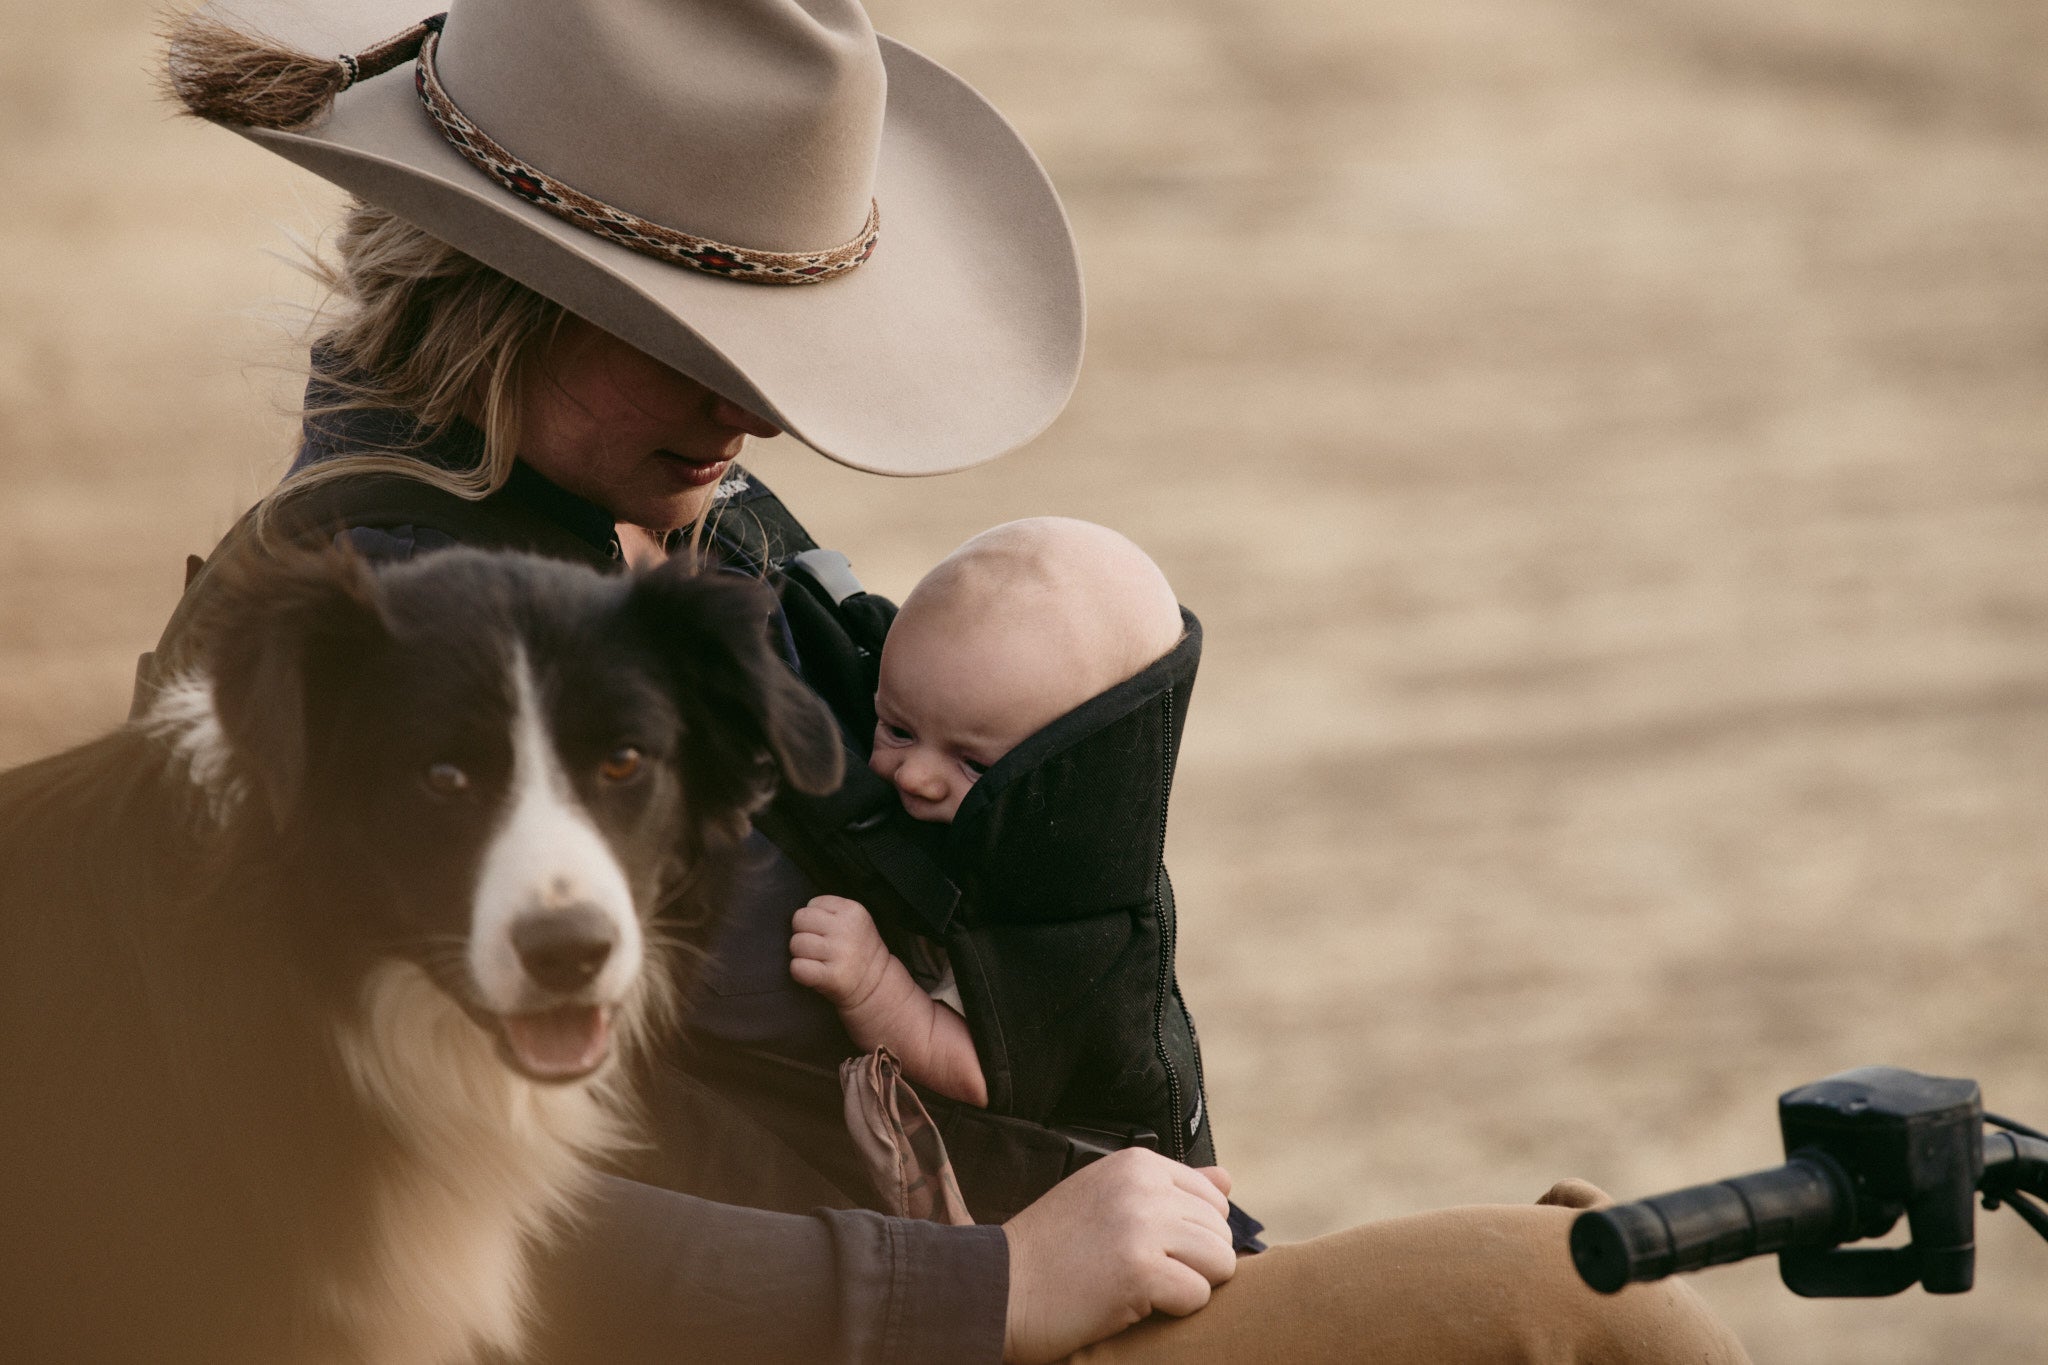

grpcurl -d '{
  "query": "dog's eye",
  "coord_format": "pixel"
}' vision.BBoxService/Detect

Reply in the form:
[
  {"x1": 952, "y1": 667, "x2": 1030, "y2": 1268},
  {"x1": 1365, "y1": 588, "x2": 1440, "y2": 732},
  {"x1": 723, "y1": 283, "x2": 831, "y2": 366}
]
[
  {"x1": 423, "y1": 762, "x2": 471, "y2": 797},
  {"x1": 599, "y1": 746, "x2": 645, "y2": 783}
]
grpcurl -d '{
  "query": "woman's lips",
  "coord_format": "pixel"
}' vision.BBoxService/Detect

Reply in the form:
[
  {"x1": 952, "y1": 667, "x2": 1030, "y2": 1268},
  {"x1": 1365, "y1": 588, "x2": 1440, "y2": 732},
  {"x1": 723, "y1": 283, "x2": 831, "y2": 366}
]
[{"x1": 657, "y1": 447, "x2": 735, "y2": 486}]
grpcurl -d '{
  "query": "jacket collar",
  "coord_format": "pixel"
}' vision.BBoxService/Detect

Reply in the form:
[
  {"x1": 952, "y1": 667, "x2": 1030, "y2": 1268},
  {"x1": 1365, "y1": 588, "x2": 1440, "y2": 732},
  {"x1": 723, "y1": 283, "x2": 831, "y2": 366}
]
[{"x1": 293, "y1": 361, "x2": 622, "y2": 560}]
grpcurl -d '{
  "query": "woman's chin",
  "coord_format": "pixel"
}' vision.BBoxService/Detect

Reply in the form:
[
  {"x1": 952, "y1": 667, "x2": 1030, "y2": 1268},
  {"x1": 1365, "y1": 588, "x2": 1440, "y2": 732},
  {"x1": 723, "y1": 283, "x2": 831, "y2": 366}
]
[{"x1": 626, "y1": 467, "x2": 729, "y2": 535}]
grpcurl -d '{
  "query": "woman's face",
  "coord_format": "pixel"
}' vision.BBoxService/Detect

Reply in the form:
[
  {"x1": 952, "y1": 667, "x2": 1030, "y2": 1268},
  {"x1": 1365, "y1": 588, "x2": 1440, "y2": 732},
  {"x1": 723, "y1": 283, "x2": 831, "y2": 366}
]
[{"x1": 516, "y1": 316, "x2": 782, "y2": 532}]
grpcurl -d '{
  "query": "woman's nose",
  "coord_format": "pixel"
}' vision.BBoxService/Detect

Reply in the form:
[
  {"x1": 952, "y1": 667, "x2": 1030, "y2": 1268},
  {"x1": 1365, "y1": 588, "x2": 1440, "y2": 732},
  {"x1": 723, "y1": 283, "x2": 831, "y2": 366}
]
[{"x1": 710, "y1": 395, "x2": 782, "y2": 439}]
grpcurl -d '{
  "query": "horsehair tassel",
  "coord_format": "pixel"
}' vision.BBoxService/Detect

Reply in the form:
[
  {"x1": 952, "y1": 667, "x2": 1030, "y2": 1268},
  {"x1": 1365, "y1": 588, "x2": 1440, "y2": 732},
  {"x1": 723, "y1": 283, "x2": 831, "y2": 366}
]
[{"x1": 162, "y1": 10, "x2": 438, "y2": 130}]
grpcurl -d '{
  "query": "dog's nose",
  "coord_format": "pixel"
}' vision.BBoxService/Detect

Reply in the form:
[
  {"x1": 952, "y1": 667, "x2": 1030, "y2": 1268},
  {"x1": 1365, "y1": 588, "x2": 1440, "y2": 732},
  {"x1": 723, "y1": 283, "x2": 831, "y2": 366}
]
[{"x1": 510, "y1": 906, "x2": 617, "y2": 993}]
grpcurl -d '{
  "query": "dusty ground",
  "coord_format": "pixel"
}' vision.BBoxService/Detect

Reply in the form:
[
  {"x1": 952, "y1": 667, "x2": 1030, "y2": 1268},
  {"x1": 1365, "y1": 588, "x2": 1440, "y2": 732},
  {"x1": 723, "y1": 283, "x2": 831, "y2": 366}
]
[{"x1": 4, "y1": 0, "x2": 2045, "y2": 1358}]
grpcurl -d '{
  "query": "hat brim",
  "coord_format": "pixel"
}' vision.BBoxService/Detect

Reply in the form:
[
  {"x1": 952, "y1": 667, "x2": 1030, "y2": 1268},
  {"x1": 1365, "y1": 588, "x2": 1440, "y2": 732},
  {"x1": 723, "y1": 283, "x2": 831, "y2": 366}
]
[{"x1": 210, "y1": 0, "x2": 1083, "y2": 476}]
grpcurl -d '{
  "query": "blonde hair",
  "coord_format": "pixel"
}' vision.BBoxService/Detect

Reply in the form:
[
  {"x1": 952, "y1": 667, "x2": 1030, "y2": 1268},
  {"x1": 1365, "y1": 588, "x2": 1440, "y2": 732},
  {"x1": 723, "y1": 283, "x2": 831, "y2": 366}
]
[{"x1": 263, "y1": 200, "x2": 567, "y2": 522}]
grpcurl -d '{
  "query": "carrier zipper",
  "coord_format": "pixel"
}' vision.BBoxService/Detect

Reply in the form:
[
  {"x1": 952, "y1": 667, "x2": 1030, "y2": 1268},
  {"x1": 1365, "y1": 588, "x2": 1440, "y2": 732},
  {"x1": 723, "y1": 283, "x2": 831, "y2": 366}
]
[
  {"x1": 1150, "y1": 689, "x2": 1187, "y2": 1162},
  {"x1": 1178, "y1": 986, "x2": 1207, "y2": 1149}
]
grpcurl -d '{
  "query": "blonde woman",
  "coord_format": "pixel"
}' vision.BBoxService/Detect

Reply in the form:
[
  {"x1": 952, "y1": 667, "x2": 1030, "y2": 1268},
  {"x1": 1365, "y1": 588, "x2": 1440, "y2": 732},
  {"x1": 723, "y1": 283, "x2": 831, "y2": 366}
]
[{"x1": 151, "y1": 1, "x2": 1751, "y2": 1362}]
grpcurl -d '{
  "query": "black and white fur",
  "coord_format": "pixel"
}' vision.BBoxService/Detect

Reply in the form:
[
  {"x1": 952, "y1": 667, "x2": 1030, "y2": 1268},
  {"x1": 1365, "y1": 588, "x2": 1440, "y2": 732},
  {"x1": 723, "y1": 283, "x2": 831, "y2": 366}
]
[{"x1": 0, "y1": 547, "x2": 841, "y2": 1364}]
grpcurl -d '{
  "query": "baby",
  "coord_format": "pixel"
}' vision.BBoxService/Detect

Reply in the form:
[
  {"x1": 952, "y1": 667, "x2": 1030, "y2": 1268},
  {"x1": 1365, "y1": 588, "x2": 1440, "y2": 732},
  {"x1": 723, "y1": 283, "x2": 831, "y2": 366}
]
[{"x1": 787, "y1": 517, "x2": 1184, "y2": 1107}]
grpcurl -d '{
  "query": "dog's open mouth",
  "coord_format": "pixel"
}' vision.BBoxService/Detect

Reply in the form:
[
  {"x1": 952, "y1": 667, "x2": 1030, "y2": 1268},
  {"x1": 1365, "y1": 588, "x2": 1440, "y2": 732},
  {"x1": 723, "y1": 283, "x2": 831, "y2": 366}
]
[{"x1": 496, "y1": 1003, "x2": 616, "y2": 1083}]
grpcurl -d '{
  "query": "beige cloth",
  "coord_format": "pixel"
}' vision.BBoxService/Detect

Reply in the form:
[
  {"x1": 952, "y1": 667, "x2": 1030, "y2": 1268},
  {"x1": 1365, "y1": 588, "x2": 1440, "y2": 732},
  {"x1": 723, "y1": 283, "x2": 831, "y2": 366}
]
[
  {"x1": 1070, "y1": 1180, "x2": 1752, "y2": 1365},
  {"x1": 838, "y1": 1048, "x2": 974, "y2": 1226}
]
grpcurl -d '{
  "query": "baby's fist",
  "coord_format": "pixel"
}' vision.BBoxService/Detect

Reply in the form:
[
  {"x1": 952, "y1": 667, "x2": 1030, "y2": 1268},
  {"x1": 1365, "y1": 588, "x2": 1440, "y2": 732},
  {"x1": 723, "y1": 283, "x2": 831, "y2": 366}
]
[{"x1": 789, "y1": 895, "x2": 888, "y2": 1008}]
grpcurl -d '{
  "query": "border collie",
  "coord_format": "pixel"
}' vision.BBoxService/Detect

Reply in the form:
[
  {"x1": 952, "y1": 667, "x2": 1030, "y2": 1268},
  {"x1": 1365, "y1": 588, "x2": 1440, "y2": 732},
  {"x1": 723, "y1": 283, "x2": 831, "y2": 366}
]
[{"x1": 0, "y1": 547, "x2": 841, "y2": 1364}]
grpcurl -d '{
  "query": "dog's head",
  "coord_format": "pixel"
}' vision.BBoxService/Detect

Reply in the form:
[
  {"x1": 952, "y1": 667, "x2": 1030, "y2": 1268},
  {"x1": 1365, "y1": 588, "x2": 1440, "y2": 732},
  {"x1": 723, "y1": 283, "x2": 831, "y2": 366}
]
[{"x1": 180, "y1": 546, "x2": 842, "y2": 1083}]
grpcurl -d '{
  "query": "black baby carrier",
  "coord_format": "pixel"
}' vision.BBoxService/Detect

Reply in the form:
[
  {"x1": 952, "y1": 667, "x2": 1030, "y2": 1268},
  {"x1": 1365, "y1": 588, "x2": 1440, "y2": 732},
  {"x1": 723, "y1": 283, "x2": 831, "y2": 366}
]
[{"x1": 677, "y1": 478, "x2": 1227, "y2": 1227}]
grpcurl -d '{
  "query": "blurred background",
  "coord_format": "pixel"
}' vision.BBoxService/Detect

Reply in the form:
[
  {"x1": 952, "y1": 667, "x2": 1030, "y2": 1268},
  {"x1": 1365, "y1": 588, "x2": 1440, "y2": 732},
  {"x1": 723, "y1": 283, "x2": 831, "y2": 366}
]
[{"x1": 4, "y1": 0, "x2": 2045, "y2": 1357}]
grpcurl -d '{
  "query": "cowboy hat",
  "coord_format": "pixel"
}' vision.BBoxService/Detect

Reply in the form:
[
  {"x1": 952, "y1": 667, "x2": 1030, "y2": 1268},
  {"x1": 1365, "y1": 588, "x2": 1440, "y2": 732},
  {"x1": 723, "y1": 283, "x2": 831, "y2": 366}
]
[{"x1": 169, "y1": 0, "x2": 1084, "y2": 476}]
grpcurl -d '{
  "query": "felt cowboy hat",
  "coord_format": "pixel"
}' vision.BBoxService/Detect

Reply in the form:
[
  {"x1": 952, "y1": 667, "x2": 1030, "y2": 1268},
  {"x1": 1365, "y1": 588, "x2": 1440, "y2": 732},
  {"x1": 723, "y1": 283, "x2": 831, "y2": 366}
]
[{"x1": 167, "y1": 0, "x2": 1083, "y2": 476}]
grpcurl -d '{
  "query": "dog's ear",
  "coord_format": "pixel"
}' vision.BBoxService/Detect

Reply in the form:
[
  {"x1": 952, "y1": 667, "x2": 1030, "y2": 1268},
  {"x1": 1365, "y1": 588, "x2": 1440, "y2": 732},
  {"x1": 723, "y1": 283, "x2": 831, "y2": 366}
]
[
  {"x1": 204, "y1": 547, "x2": 388, "y2": 830},
  {"x1": 627, "y1": 560, "x2": 845, "y2": 812}
]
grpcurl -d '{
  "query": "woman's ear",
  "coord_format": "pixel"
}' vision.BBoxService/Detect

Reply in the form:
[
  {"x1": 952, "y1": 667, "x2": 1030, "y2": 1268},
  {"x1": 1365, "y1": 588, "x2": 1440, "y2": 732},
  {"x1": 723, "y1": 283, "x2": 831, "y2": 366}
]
[
  {"x1": 203, "y1": 548, "x2": 388, "y2": 830},
  {"x1": 627, "y1": 559, "x2": 845, "y2": 812}
]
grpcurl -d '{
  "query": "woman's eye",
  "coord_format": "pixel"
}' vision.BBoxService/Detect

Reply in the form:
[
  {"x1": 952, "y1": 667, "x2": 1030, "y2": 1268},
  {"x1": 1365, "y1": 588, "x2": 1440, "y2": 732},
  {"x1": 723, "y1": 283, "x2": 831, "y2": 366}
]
[
  {"x1": 599, "y1": 745, "x2": 645, "y2": 783},
  {"x1": 423, "y1": 762, "x2": 471, "y2": 797}
]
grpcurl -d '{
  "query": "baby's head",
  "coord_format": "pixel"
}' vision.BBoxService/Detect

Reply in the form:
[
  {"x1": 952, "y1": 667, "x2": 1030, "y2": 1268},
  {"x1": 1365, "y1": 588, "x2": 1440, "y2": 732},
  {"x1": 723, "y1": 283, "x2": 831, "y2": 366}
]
[{"x1": 870, "y1": 517, "x2": 1181, "y2": 823}]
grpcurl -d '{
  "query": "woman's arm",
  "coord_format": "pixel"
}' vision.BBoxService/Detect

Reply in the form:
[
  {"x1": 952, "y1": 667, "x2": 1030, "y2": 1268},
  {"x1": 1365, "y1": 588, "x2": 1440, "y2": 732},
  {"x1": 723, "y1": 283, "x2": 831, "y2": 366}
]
[
  {"x1": 530, "y1": 1176, "x2": 1009, "y2": 1365},
  {"x1": 531, "y1": 1151, "x2": 1238, "y2": 1365}
]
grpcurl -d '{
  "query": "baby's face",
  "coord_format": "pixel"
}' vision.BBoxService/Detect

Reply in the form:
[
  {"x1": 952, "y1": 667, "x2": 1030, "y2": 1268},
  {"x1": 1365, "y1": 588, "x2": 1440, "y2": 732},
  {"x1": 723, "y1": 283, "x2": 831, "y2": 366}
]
[{"x1": 869, "y1": 609, "x2": 1095, "y2": 823}]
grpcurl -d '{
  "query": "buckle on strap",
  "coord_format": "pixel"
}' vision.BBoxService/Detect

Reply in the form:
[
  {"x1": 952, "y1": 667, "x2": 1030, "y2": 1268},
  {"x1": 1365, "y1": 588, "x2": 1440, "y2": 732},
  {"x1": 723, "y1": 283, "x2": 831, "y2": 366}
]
[
  {"x1": 785, "y1": 548, "x2": 867, "y2": 607},
  {"x1": 1058, "y1": 1125, "x2": 1161, "y2": 1174}
]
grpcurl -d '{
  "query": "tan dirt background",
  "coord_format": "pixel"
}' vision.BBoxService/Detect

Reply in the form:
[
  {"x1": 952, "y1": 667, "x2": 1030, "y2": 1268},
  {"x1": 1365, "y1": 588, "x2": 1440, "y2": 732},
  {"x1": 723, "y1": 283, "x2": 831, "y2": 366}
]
[{"x1": 5, "y1": 0, "x2": 2046, "y2": 1358}]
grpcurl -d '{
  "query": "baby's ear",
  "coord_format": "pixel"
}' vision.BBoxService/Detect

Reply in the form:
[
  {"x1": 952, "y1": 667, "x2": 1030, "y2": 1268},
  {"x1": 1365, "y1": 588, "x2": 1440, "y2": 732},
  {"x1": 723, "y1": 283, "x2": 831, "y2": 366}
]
[
  {"x1": 627, "y1": 561, "x2": 845, "y2": 813},
  {"x1": 203, "y1": 547, "x2": 389, "y2": 829}
]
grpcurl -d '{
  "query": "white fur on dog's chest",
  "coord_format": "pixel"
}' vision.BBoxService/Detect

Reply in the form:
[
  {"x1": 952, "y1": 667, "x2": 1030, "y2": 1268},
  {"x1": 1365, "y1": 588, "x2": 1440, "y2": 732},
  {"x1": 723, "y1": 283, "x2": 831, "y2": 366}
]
[{"x1": 326, "y1": 961, "x2": 632, "y2": 1365}]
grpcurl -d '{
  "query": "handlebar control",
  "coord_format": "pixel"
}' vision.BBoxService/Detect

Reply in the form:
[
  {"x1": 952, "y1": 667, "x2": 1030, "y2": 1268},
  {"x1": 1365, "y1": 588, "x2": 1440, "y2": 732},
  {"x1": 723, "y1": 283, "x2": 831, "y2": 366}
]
[{"x1": 1572, "y1": 1067, "x2": 1985, "y2": 1297}]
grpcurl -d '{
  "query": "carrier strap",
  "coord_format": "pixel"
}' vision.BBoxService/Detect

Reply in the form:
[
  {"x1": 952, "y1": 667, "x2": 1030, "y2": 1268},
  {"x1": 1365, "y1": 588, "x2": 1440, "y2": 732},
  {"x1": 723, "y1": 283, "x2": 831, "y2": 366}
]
[
  {"x1": 758, "y1": 771, "x2": 960, "y2": 938},
  {"x1": 708, "y1": 477, "x2": 963, "y2": 940},
  {"x1": 703, "y1": 473, "x2": 814, "y2": 576}
]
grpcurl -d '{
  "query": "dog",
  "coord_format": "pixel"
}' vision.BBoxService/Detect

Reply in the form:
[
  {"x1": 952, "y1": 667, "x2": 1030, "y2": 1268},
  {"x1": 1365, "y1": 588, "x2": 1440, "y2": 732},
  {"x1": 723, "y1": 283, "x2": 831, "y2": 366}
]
[{"x1": 0, "y1": 546, "x2": 843, "y2": 1364}]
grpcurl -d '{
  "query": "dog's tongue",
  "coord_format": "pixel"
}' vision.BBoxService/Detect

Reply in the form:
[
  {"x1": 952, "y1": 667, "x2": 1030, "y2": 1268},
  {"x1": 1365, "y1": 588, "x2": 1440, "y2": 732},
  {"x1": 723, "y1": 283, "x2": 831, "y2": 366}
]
[{"x1": 502, "y1": 1005, "x2": 612, "y2": 1080}]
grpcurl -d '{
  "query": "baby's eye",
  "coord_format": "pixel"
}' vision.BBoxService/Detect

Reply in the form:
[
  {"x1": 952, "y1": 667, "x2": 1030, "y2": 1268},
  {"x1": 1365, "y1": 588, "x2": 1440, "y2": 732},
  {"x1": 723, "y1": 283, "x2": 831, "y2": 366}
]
[
  {"x1": 961, "y1": 757, "x2": 989, "y2": 778},
  {"x1": 878, "y1": 722, "x2": 914, "y2": 746}
]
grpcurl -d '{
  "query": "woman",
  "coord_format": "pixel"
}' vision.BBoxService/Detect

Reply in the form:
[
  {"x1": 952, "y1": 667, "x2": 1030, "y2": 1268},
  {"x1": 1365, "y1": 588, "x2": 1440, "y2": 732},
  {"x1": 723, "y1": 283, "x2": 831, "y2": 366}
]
[{"x1": 158, "y1": 0, "x2": 1751, "y2": 1361}]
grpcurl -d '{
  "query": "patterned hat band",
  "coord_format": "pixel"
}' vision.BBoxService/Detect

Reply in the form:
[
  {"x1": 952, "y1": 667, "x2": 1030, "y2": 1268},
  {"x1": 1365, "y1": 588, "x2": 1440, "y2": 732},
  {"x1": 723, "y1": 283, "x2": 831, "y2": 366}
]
[{"x1": 338, "y1": 15, "x2": 880, "y2": 285}]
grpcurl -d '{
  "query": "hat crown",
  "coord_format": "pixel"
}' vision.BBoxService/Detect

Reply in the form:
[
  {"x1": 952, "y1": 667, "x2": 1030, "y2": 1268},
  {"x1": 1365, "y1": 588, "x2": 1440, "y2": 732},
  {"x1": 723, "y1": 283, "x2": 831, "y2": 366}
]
[{"x1": 435, "y1": 0, "x2": 886, "y2": 253}]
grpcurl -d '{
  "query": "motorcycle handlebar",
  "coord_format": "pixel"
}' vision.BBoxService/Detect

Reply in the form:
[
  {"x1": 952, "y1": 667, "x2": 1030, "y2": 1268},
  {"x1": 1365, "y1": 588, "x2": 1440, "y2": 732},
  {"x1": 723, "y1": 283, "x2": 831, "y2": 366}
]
[
  {"x1": 1571, "y1": 1064, "x2": 2048, "y2": 1297},
  {"x1": 1983, "y1": 1129, "x2": 2048, "y2": 1192},
  {"x1": 1572, "y1": 1132, "x2": 2048, "y2": 1294}
]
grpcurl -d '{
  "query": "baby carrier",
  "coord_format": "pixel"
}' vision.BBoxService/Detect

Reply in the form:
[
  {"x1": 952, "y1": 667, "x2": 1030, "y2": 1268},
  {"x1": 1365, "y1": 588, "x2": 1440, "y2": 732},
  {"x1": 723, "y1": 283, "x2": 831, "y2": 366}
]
[{"x1": 692, "y1": 476, "x2": 1232, "y2": 1228}]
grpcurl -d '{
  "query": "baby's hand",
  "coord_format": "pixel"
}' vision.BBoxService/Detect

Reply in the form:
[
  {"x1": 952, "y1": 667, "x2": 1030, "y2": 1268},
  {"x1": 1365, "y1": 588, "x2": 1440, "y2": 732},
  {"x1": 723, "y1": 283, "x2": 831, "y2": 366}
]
[
  {"x1": 793, "y1": 895, "x2": 990, "y2": 1108},
  {"x1": 789, "y1": 895, "x2": 893, "y2": 1010}
]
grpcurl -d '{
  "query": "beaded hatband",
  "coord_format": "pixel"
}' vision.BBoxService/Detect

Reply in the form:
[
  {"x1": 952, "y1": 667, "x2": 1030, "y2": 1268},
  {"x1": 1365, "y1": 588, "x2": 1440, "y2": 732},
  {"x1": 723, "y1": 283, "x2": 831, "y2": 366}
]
[{"x1": 410, "y1": 19, "x2": 879, "y2": 285}]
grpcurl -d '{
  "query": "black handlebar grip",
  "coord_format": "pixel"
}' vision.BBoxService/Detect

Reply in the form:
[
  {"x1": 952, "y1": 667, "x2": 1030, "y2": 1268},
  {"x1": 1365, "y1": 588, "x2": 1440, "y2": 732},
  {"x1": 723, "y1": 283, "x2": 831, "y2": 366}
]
[{"x1": 1570, "y1": 1155, "x2": 1856, "y2": 1293}]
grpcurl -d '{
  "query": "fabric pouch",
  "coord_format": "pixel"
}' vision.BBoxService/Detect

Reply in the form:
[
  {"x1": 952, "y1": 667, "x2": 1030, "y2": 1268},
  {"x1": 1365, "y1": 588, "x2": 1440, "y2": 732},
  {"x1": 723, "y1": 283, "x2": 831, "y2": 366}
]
[{"x1": 839, "y1": 1048, "x2": 974, "y2": 1225}]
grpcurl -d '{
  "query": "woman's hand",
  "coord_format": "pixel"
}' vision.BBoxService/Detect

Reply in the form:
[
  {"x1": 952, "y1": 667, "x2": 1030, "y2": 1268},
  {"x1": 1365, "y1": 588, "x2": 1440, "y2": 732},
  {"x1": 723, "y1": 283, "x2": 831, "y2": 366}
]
[{"x1": 1001, "y1": 1149, "x2": 1237, "y2": 1365}]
